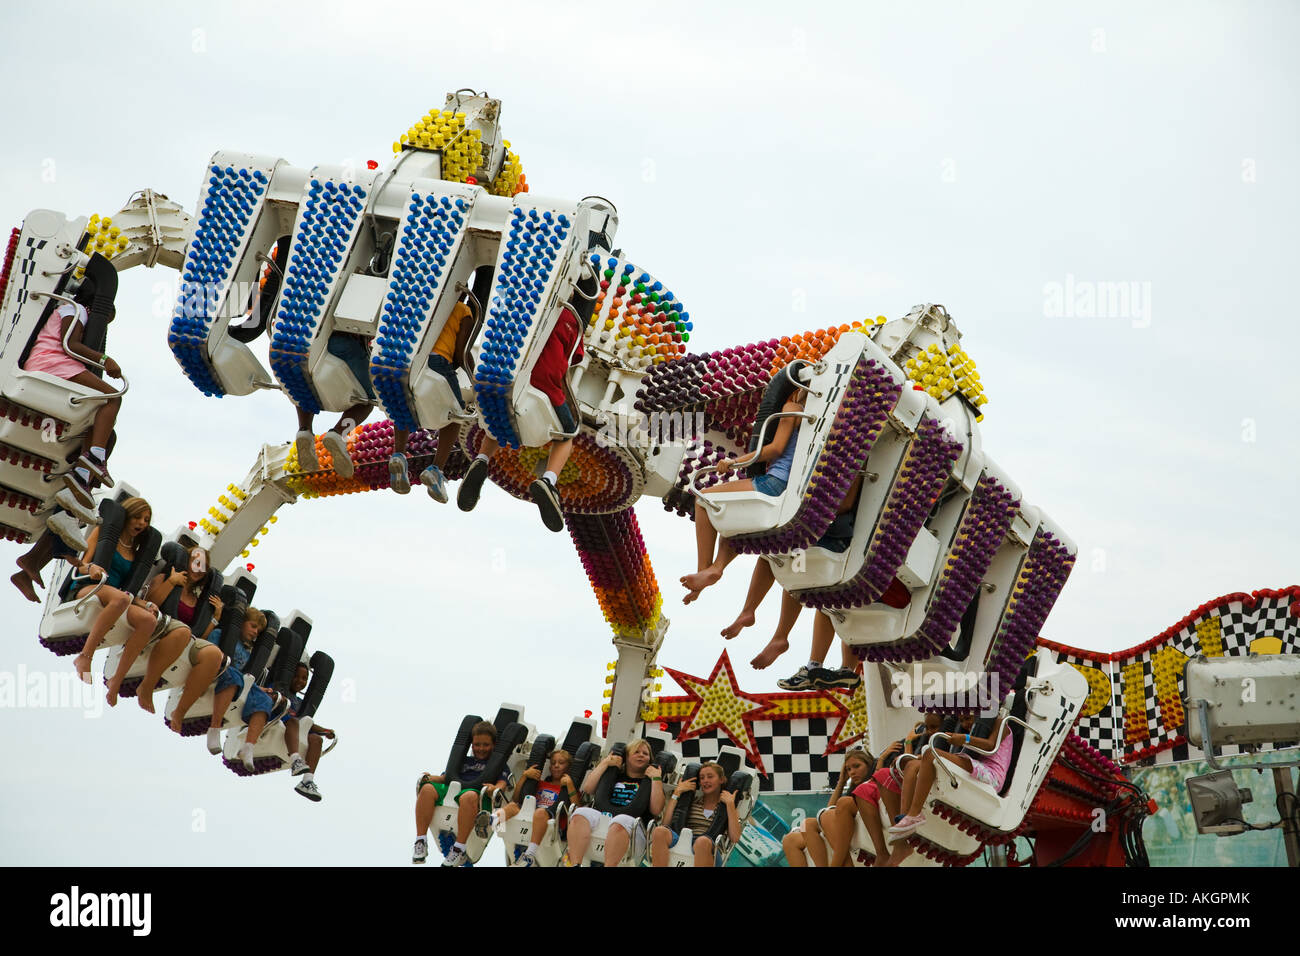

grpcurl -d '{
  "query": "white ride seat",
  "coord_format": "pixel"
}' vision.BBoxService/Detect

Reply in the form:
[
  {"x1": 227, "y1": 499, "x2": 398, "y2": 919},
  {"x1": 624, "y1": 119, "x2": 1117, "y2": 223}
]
[
  {"x1": 500, "y1": 723, "x2": 601, "y2": 866},
  {"x1": 38, "y1": 495, "x2": 161, "y2": 656},
  {"x1": 899, "y1": 650, "x2": 1087, "y2": 861},
  {"x1": 426, "y1": 705, "x2": 532, "y2": 864},
  {"x1": 655, "y1": 747, "x2": 759, "y2": 867},
  {"x1": 694, "y1": 334, "x2": 902, "y2": 548}
]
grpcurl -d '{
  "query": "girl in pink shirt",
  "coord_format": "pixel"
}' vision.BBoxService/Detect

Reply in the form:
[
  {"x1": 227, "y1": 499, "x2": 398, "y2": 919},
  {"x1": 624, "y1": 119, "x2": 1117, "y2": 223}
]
[{"x1": 885, "y1": 715, "x2": 1012, "y2": 863}]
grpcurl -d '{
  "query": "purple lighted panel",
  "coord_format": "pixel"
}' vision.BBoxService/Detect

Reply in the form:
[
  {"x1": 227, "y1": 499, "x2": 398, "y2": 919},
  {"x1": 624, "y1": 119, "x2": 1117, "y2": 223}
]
[
  {"x1": 983, "y1": 529, "x2": 1075, "y2": 691},
  {"x1": 861, "y1": 472, "x2": 1019, "y2": 664},
  {"x1": 801, "y1": 416, "x2": 960, "y2": 610},
  {"x1": 729, "y1": 359, "x2": 902, "y2": 557}
]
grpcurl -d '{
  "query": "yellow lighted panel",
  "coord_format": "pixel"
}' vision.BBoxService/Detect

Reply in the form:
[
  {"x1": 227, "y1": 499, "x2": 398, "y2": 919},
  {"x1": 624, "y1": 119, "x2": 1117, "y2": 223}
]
[{"x1": 903, "y1": 341, "x2": 988, "y2": 421}]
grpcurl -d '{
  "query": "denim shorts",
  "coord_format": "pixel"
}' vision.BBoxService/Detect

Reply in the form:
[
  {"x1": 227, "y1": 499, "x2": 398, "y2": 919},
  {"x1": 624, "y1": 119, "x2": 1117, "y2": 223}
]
[
  {"x1": 241, "y1": 686, "x2": 274, "y2": 721},
  {"x1": 427, "y1": 353, "x2": 467, "y2": 409},
  {"x1": 327, "y1": 333, "x2": 376, "y2": 400},
  {"x1": 215, "y1": 664, "x2": 244, "y2": 696},
  {"x1": 752, "y1": 472, "x2": 788, "y2": 497},
  {"x1": 554, "y1": 400, "x2": 577, "y2": 434}
]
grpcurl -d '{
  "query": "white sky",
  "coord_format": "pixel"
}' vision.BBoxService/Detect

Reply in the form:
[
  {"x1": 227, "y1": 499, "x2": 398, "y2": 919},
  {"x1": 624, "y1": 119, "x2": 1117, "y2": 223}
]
[{"x1": 0, "y1": 0, "x2": 1296, "y2": 866}]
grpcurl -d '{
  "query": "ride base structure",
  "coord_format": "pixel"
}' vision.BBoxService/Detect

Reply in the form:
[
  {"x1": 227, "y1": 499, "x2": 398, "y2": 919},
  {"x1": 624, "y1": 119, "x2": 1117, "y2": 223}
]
[{"x1": 2, "y1": 91, "x2": 1296, "y2": 866}]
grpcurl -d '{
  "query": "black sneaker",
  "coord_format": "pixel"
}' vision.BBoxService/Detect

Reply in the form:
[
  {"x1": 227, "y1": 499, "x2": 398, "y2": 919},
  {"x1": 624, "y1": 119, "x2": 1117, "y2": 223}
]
[
  {"x1": 61, "y1": 471, "x2": 94, "y2": 509},
  {"x1": 812, "y1": 667, "x2": 861, "y2": 690},
  {"x1": 777, "y1": 666, "x2": 815, "y2": 691},
  {"x1": 529, "y1": 478, "x2": 564, "y2": 533},
  {"x1": 457, "y1": 458, "x2": 489, "y2": 512},
  {"x1": 76, "y1": 454, "x2": 113, "y2": 488}
]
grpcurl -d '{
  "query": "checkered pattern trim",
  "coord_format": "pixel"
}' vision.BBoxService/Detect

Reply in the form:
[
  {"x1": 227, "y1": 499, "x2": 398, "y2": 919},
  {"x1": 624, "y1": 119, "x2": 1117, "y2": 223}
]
[
  {"x1": 658, "y1": 719, "x2": 841, "y2": 794},
  {"x1": 1037, "y1": 587, "x2": 1299, "y2": 765}
]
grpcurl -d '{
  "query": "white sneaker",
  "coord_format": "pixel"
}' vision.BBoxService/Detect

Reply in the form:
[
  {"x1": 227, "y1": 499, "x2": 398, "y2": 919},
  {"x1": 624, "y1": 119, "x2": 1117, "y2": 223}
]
[
  {"x1": 420, "y1": 465, "x2": 449, "y2": 504},
  {"x1": 322, "y1": 430, "x2": 354, "y2": 478},
  {"x1": 45, "y1": 512, "x2": 88, "y2": 553},
  {"x1": 441, "y1": 846, "x2": 468, "y2": 868},
  {"x1": 54, "y1": 487, "x2": 101, "y2": 526},
  {"x1": 239, "y1": 743, "x2": 256, "y2": 772},
  {"x1": 294, "y1": 430, "x2": 319, "y2": 473},
  {"x1": 206, "y1": 728, "x2": 222, "y2": 755},
  {"x1": 412, "y1": 838, "x2": 428, "y2": 864},
  {"x1": 388, "y1": 454, "x2": 411, "y2": 494},
  {"x1": 295, "y1": 779, "x2": 322, "y2": 802},
  {"x1": 289, "y1": 754, "x2": 310, "y2": 776}
]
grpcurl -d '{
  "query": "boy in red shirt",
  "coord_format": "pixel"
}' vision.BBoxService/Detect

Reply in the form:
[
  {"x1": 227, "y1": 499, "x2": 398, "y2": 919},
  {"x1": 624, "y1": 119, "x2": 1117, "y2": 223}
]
[{"x1": 457, "y1": 274, "x2": 596, "y2": 532}]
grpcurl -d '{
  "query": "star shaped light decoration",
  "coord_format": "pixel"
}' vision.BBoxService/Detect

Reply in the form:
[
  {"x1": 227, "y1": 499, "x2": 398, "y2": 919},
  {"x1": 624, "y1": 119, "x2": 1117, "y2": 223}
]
[
  {"x1": 823, "y1": 676, "x2": 870, "y2": 755},
  {"x1": 661, "y1": 650, "x2": 772, "y2": 774}
]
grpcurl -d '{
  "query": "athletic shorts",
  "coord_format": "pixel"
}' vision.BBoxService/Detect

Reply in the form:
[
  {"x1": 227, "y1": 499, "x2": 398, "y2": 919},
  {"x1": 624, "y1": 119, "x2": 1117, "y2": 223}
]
[
  {"x1": 554, "y1": 400, "x2": 576, "y2": 434},
  {"x1": 415, "y1": 776, "x2": 488, "y2": 804},
  {"x1": 570, "y1": 806, "x2": 648, "y2": 860}
]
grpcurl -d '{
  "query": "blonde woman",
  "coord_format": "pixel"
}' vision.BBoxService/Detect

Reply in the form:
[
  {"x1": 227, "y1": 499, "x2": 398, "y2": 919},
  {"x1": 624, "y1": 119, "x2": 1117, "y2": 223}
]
[{"x1": 564, "y1": 739, "x2": 665, "y2": 866}]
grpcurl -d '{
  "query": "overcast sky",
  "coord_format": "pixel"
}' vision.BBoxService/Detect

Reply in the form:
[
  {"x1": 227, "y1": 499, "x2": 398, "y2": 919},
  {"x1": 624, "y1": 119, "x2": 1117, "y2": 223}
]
[{"x1": 1, "y1": 0, "x2": 1296, "y2": 866}]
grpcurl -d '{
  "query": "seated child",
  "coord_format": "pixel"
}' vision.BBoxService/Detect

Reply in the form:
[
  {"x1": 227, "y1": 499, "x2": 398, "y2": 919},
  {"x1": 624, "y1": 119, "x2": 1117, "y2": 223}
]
[
  {"x1": 389, "y1": 292, "x2": 476, "y2": 501},
  {"x1": 172, "y1": 607, "x2": 288, "y2": 769},
  {"x1": 21, "y1": 285, "x2": 122, "y2": 507},
  {"x1": 456, "y1": 272, "x2": 598, "y2": 532},
  {"x1": 412, "y1": 720, "x2": 510, "y2": 866},
  {"x1": 283, "y1": 662, "x2": 334, "y2": 802},
  {"x1": 680, "y1": 386, "x2": 805, "y2": 605},
  {"x1": 292, "y1": 331, "x2": 375, "y2": 479},
  {"x1": 651, "y1": 761, "x2": 741, "y2": 868},
  {"x1": 885, "y1": 714, "x2": 1011, "y2": 865},
  {"x1": 824, "y1": 714, "x2": 940, "y2": 866},
  {"x1": 782, "y1": 748, "x2": 874, "y2": 867},
  {"x1": 502, "y1": 747, "x2": 576, "y2": 867}
]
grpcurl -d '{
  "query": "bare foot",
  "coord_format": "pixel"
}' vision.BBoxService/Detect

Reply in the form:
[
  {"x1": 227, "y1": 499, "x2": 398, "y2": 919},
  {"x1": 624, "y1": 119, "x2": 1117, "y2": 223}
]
[
  {"x1": 137, "y1": 689, "x2": 156, "y2": 714},
  {"x1": 750, "y1": 635, "x2": 790, "y2": 670},
  {"x1": 105, "y1": 677, "x2": 121, "y2": 708},
  {"x1": 680, "y1": 567, "x2": 722, "y2": 599},
  {"x1": 721, "y1": 610, "x2": 755, "y2": 640},
  {"x1": 15, "y1": 557, "x2": 44, "y2": 589},
  {"x1": 11, "y1": 571, "x2": 38, "y2": 603},
  {"x1": 169, "y1": 714, "x2": 183, "y2": 734},
  {"x1": 73, "y1": 653, "x2": 92, "y2": 685}
]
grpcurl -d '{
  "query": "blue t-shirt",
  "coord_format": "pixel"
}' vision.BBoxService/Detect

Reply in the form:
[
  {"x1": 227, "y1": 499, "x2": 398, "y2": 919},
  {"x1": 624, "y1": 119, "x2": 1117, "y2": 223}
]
[
  {"x1": 765, "y1": 424, "x2": 800, "y2": 484},
  {"x1": 459, "y1": 754, "x2": 508, "y2": 786},
  {"x1": 232, "y1": 641, "x2": 252, "y2": 672}
]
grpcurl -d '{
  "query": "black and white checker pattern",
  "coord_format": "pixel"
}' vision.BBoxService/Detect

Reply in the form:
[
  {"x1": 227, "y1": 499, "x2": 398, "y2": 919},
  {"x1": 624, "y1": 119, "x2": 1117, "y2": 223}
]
[
  {"x1": 1056, "y1": 650, "x2": 1117, "y2": 757},
  {"x1": 659, "y1": 718, "x2": 842, "y2": 793},
  {"x1": 1048, "y1": 593, "x2": 1299, "y2": 767}
]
